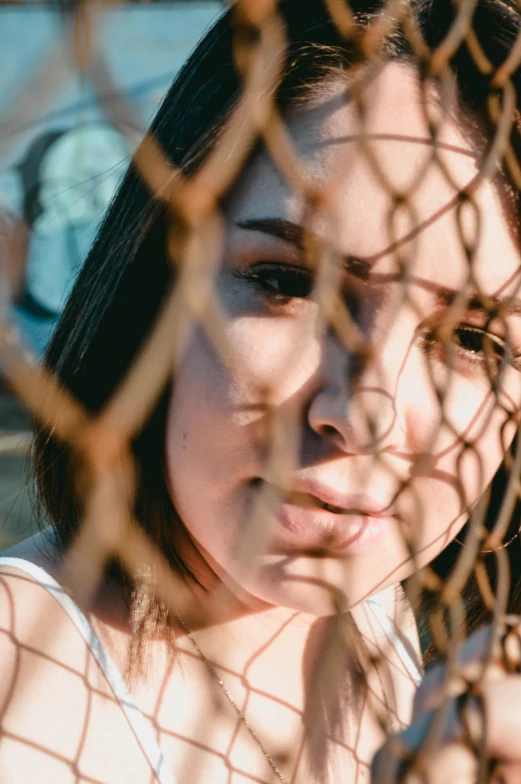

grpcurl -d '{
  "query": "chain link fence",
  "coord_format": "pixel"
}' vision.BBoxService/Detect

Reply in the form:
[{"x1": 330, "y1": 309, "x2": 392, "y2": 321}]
[{"x1": 2, "y1": 1, "x2": 521, "y2": 782}]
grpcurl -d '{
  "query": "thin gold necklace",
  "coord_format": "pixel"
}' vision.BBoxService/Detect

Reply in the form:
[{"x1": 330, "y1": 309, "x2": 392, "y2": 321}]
[
  {"x1": 176, "y1": 615, "x2": 288, "y2": 782},
  {"x1": 177, "y1": 615, "x2": 396, "y2": 781}
]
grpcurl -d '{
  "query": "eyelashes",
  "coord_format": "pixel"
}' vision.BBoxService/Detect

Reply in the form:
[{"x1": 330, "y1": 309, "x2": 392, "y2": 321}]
[
  {"x1": 420, "y1": 324, "x2": 521, "y2": 374},
  {"x1": 233, "y1": 263, "x2": 314, "y2": 303},
  {"x1": 234, "y1": 262, "x2": 521, "y2": 375}
]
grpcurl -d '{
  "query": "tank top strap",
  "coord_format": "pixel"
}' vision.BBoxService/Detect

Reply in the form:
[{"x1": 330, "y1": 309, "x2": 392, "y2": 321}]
[{"x1": 0, "y1": 556, "x2": 178, "y2": 784}]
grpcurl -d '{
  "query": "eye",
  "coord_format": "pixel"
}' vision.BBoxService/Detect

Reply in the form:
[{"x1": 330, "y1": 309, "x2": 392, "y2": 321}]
[
  {"x1": 235, "y1": 263, "x2": 314, "y2": 303},
  {"x1": 421, "y1": 323, "x2": 520, "y2": 374},
  {"x1": 452, "y1": 326, "x2": 507, "y2": 361}
]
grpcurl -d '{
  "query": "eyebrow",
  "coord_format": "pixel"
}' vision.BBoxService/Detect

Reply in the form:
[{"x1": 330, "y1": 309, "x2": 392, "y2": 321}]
[
  {"x1": 436, "y1": 288, "x2": 521, "y2": 318},
  {"x1": 235, "y1": 217, "x2": 373, "y2": 279},
  {"x1": 236, "y1": 217, "x2": 521, "y2": 314}
]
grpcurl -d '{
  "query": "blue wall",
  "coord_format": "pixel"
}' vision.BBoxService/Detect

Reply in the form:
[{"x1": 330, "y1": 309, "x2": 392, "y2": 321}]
[{"x1": 0, "y1": 2, "x2": 221, "y2": 353}]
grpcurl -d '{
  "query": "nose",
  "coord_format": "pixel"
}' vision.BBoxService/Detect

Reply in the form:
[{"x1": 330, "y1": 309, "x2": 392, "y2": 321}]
[{"x1": 306, "y1": 331, "x2": 408, "y2": 455}]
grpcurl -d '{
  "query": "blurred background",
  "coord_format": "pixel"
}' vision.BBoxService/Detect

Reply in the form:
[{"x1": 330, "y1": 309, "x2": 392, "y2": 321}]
[{"x1": 0, "y1": 0, "x2": 221, "y2": 549}]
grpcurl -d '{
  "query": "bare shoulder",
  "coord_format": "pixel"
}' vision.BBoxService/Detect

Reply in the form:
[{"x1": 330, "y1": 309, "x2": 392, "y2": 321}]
[
  {"x1": 0, "y1": 534, "x2": 103, "y2": 783},
  {"x1": 0, "y1": 532, "x2": 76, "y2": 674},
  {"x1": 0, "y1": 531, "x2": 69, "y2": 651},
  {"x1": 0, "y1": 535, "x2": 158, "y2": 784}
]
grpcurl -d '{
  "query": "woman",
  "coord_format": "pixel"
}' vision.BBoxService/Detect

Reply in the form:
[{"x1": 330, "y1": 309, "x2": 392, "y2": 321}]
[{"x1": 2, "y1": 0, "x2": 521, "y2": 781}]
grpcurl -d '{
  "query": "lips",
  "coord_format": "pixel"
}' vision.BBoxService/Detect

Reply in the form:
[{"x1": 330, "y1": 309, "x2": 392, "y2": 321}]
[
  {"x1": 261, "y1": 481, "x2": 396, "y2": 552},
  {"x1": 287, "y1": 490, "x2": 346, "y2": 514},
  {"x1": 287, "y1": 482, "x2": 394, "y2": 518}
]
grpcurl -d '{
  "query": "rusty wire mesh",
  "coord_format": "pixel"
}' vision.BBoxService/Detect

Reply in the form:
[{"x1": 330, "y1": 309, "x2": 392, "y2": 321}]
[{"x1": 2, "y1": 0, "x2": 521, "y2": 782}]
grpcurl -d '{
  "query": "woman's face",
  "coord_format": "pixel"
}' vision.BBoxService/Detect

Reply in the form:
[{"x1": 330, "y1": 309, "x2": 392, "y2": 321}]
[{"x1": 165, "y1": 63, "x2": 521, "y2": 614}]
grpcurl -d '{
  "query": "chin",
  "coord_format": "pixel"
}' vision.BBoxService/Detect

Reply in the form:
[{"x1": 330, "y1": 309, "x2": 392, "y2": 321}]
[{"x1": 232, "y1": 552, "x2": 405, "y2": 616}]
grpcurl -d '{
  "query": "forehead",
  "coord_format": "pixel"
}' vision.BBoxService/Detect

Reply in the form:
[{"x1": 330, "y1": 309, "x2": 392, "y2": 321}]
[{"x1": 227, "y1": 62, "x2": 521, "y2": 299}]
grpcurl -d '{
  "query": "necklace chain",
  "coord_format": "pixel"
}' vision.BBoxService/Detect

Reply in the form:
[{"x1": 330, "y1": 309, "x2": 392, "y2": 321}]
[
  {"x1": 176, "y1": 616, "x2": 288, "y2": 782},
  {"x1": 177, "y1": 613, "x2": 395, "y2": 782}
]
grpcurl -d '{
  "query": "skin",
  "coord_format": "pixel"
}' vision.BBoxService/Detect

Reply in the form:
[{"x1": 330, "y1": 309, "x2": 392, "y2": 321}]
[
  {"x1": 166, "y1": 63, "x2": 521, "y2": 616},
  {"x1": 2, "y1": 61, "x2": 521, "y2": 784}
]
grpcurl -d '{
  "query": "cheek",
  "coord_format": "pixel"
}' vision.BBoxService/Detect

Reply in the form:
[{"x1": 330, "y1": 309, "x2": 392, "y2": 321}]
[
  {"x1": 393, "y1": 363, "x2": 521, "y2": 552},
  {"x1": 170, "y1": 313, "x2": 319, "y2": 422},
  {"x1": 165, "y1": 329, "x2": 255, "y2": 493},
  {"x1": 225, "y1": 313, "x2": 320, "y2": 398},
  {"x1": 456, "y1": 399, "x2": 519, "y2": 507},
  {"x1": 164, "y1": 318, "x2": 318, "y2": 496},
  {"x1": 437, "y1": 373, "x2": 521, "y2": 485},
  {"x1": 405, "y1": 347, "x2": 521, "y2": 461}
]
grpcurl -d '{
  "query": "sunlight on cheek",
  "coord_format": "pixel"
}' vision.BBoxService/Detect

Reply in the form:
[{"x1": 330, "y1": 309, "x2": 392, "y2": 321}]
[
  {"x1": 430, "y1": 369, "x2": 518, "y2": 448},
  {"x1": 432, "y1": 384, "x2": 518, "y2": 507},
  {"x1": 226, "y1": 316, "x2": 320, "y2": 397}
]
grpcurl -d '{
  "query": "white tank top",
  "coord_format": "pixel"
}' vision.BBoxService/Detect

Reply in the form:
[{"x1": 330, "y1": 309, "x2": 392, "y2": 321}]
[
  {"x1": 0, "y1": 556, "x2": 422, "y2": 782},
  {"x1": 0, "y1": 556, "x2": 178, "y2": 784}
]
